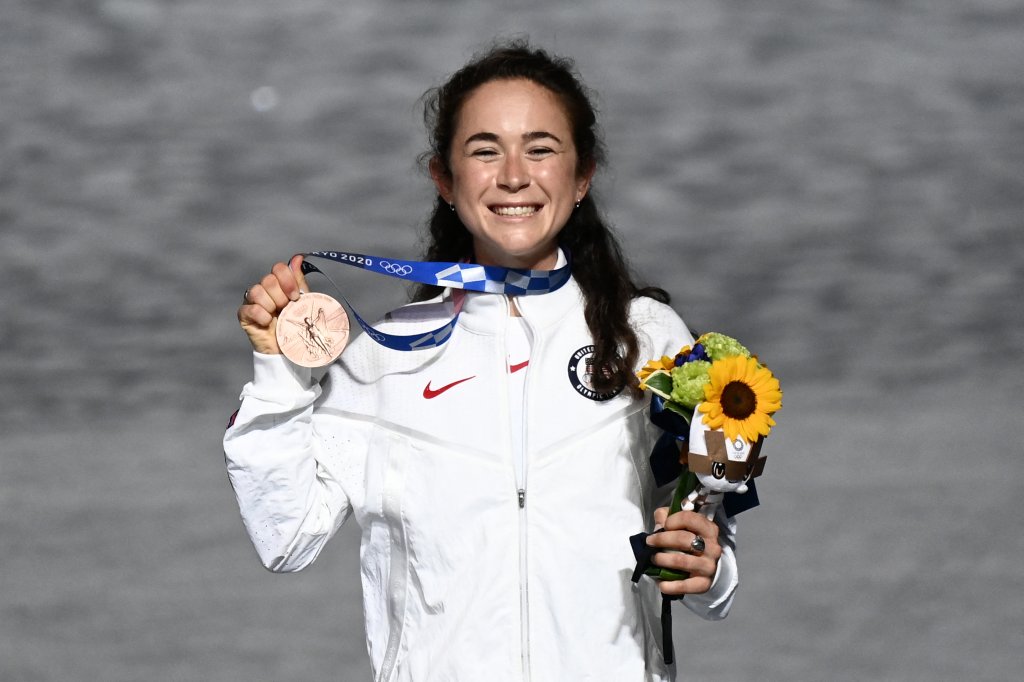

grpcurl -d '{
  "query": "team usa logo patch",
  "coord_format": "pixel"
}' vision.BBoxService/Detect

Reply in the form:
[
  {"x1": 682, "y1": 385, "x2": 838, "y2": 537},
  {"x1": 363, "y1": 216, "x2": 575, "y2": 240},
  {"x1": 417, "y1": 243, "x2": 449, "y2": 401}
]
[{"x1": 567, "y1": 345, "x2": 623, "y2": 402}]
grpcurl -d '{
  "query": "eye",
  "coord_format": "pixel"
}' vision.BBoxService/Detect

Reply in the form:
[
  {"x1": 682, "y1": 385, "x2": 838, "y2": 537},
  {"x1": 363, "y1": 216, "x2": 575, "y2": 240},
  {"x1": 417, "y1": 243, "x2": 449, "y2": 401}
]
[
  {"x1": 712, "y1": 462, "x2": 726, "y2": 479},
  {"x1": 469, "y1": 148, "x2": 499, "y2": 159},
  {"x1": 526, "y1": 146, "x2": 555, "y2": 158}
]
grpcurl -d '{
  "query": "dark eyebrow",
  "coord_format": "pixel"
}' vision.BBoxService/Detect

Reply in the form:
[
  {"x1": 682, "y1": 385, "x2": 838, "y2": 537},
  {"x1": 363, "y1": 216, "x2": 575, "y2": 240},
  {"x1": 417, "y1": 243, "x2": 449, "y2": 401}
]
[
  {"x1": 463, "y1": 131, "x2": 563, "y2": 145},
  {"x1": 523, "y1": 130, "x2": 562, "y2": 144},
  {"x1": 464, "y1": 132, "x2": 499, "y2": 145}
]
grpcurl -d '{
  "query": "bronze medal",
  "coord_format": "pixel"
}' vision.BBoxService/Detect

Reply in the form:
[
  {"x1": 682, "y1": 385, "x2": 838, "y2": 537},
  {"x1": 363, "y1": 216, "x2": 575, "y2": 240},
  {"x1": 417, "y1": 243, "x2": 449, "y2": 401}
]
[{"x1": 276, "y1": 292, "x2": 350, "y2": 367}]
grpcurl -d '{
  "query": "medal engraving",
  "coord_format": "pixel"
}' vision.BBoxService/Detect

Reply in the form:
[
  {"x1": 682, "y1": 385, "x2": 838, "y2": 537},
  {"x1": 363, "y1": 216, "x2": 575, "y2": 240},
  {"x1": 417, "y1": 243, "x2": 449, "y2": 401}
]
[{"x1": 276, "y1": 292, "x2": 350, "y2": 367}]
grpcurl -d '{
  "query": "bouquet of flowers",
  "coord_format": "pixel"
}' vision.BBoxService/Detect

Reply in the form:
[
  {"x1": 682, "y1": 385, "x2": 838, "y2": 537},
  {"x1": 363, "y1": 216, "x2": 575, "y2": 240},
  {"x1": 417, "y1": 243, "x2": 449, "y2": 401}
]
[{"x1": 633, "y1": 332, "x2": 782, "y2": 581}]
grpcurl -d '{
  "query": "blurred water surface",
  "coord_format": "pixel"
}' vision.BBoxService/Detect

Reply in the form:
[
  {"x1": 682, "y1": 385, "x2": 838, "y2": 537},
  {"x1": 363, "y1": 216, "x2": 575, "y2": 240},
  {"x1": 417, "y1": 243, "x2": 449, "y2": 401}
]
[{"x1": 2, "y1": 1, "x2": 1021, "y2": 680}]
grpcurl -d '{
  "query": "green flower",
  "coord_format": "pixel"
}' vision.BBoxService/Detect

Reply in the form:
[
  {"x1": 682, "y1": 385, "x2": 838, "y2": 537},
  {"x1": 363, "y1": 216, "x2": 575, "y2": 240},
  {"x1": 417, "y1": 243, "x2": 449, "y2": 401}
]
[
  {"x1": 670, "y1": 360, "x2": 712, "y2": 408},
  {"x1": 697, "y1": 332, "x2": 750, "y2": 360}
]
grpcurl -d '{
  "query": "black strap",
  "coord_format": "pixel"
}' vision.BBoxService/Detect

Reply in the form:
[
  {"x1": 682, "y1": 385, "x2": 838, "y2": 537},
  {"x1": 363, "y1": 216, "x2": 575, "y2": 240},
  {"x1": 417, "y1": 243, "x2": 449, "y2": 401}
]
[
  {"x1": 629, "y1": 530, "x2": 682, "y2": 665},
  {"x1": 629, "y1": 531, "x2": 660, "y2": 583},
  {"x1": 661, "y1": 596, "x2": 674, "y2": 665}
]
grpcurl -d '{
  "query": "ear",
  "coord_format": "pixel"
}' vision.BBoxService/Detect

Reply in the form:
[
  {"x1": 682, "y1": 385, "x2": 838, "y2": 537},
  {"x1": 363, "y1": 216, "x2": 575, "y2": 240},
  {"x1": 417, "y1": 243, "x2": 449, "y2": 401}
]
[
  {"x1": 429, "y1": 156, "x2": 453, "y2": 204},
  {"x1": 575, "y1": 160, "x2": 596, "y2": 203}
]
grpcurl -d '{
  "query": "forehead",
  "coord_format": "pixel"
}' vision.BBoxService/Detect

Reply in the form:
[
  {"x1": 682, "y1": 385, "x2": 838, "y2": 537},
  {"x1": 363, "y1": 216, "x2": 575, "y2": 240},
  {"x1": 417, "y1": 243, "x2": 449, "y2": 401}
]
[{"x1": 454, "y1": 78, "x2": 573, "y2": 138}]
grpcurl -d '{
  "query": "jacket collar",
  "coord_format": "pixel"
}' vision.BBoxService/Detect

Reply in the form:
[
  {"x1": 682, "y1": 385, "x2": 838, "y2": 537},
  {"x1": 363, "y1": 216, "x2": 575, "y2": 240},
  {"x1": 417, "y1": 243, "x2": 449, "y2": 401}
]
[{"x1": 455, "y1": 249, "x2": 583, "y2": 335}]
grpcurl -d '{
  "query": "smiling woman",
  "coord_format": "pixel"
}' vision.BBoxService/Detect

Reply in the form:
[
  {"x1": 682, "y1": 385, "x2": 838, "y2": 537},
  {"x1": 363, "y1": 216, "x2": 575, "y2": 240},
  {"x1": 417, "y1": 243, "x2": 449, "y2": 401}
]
[
  {"x1": 430, "y1": 78, "x2": 592, "y2": 270},
  {"x1": 226, "y1": 39, "x2": 741, "y2": 682}
]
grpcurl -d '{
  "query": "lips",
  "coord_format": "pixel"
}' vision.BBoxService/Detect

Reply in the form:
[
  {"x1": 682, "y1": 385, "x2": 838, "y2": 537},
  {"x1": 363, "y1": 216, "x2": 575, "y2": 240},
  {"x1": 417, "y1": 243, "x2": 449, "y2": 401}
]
[{"x1": 491, "y1": 204, "x2": 541, "y2": 217}]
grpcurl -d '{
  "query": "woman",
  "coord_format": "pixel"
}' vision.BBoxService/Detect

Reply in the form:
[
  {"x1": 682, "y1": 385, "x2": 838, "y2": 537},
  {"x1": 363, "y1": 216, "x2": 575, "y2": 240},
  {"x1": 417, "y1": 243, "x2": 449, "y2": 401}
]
[{"x1": 228, "y1": 41, "x2": 737, "y2": 681}]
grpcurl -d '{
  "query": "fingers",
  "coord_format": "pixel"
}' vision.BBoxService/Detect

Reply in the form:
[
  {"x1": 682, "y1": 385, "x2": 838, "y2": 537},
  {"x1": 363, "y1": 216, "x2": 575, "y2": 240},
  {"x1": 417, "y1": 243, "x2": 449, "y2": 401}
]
[
  {"x1": 246, "y1": 260, "x2": 304, "y2": 313},
  {"x1": 270, "y1": 261, "x2": 302, "y2": 305},
  {"x1": 646, "y1": 527, "x2": 714, "y2": 555},
  {"x1": 237, "y1": 292, "x2": 279, "y2": 354},
  {"x1": 648, "y1": 507, "x2": 722, "y2": 595},
  {"x1": 658, "y1": 574, "x2": 714, "y2": 597},
  {"x1": 647, "y1": 530, "x2": 720, "y2": 575},
  {"x1": 238, "y1": 298, "x2": 274, "y2": 328},
  {"x1": 655, "y1": 507, "x2": 720, "y2": 541},
  {"x1": 647, "y1": 539, "x2": 718, "y2": 596},
  {"x1": 236, "y1": 256, "x2": 308, "y2": 355}
]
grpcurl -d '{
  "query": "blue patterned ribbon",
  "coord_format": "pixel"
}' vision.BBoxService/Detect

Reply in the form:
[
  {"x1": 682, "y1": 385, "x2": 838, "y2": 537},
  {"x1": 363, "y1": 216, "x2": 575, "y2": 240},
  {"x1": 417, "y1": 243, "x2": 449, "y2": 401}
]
[{"x1": 299, "y1": 250, "x2": 571, "y2": 351}]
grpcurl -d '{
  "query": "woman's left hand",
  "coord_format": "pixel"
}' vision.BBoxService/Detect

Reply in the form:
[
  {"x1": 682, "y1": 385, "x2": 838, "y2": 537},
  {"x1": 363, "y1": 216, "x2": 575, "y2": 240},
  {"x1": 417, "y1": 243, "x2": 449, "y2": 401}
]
[{"x1": 646, "y1": 507, "x2": 722, "y2": 596}]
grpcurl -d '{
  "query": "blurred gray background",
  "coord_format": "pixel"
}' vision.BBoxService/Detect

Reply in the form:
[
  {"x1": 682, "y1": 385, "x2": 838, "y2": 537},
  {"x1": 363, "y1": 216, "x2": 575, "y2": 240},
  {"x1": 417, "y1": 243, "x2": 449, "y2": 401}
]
[{"x1": 2, "y1": 0, "x2": 1022, "y2": 680}]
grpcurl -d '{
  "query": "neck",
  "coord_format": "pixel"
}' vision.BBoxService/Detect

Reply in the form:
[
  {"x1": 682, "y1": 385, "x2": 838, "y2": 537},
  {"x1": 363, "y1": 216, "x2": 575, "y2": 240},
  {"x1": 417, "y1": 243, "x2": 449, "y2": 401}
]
[{"x1": 473, "y1": 247, "x2": 558, "y2": 271}]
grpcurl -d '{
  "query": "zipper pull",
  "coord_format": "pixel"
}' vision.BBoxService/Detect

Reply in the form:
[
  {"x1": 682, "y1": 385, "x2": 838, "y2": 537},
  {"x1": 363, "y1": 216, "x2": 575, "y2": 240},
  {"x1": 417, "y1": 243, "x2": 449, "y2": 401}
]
[{"x1": 517, "y1": 488, "x2": 526, "y2": 509}]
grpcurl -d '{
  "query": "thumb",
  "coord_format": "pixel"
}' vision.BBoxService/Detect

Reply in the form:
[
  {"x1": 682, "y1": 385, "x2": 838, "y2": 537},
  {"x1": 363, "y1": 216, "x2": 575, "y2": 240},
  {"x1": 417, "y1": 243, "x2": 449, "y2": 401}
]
[{"x1": 290, "y1": 254, "x2": 309, "y2": 293}]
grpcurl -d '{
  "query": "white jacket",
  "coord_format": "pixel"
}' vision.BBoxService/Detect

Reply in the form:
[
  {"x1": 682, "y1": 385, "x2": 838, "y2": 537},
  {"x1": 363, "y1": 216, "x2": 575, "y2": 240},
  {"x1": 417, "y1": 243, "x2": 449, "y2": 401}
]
[{"x1": 224, "y1": 273, "x2": 738, "y2": 682}]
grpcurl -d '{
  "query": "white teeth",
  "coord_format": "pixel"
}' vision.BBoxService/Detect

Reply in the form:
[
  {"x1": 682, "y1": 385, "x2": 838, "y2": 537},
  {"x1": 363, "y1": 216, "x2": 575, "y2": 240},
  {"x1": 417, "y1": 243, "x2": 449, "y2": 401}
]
[{"x1": 493, "y1": 205, "x2": 537, "y2": 216}]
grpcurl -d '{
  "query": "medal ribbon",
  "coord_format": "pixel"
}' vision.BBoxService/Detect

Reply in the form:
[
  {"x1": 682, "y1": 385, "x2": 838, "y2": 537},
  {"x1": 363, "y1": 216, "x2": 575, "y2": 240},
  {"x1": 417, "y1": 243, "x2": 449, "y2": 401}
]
[{"x1": 298, "y1": 250, "x2": 571, "y2": 351}]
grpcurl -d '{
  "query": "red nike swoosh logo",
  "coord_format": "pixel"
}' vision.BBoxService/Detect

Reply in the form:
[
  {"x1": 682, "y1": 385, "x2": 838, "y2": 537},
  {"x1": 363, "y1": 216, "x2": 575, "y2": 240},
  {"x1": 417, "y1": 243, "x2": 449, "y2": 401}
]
[
  {"x1": 423, "y1": 376, "x2": 476, "y2": 399},
  {"x1": 509, "y1": 360, "x2": 529, "y2": 373}
]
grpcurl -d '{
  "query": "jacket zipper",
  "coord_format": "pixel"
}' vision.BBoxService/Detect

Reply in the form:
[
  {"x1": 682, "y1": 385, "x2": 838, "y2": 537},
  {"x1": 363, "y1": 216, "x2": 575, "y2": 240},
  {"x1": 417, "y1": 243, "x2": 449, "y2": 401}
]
[
  {"x1": 518, "y1": 489, "x2": 530, "y2": 682},
  {"x1": 508, "y1": 299, "x2": 533, "y2": 682}
]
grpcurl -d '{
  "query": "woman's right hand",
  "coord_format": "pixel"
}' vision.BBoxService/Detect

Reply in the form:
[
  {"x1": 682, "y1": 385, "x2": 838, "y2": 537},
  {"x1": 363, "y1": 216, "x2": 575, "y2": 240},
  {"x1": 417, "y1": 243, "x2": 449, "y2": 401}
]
[{"x1": 238, "y1": 254, "x2": 309, "y2": 354}]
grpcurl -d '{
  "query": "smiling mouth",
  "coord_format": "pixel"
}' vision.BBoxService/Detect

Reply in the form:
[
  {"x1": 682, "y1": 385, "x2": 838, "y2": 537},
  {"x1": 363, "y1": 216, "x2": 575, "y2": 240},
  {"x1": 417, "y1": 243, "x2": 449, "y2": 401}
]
[{"x1": 492, "y1": 205, "x2": 541, "y2": 217}]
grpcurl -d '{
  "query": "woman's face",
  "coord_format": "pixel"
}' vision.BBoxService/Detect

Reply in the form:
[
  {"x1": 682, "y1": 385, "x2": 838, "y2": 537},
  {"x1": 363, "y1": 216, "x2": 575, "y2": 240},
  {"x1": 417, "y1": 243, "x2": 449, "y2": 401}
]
[{"x1": 432, "y1": 78, "x2": 593, "y2": 270}]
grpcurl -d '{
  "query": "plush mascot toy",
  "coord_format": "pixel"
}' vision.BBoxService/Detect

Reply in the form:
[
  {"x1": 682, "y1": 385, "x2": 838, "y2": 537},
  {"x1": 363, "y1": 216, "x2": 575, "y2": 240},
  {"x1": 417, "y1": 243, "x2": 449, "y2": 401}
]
[{"x1": 679, "y1": 407, "x2": 766, "y2": 515}]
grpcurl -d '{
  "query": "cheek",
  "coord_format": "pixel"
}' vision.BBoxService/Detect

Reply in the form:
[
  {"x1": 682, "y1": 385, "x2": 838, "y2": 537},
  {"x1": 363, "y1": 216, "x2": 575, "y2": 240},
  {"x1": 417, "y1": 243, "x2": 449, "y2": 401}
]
[
  {"x1": 451, "y1": 166, "x2": 491, "y2": 196},
  {"x1": 539, "y1": 168, "x2": 581, "y2": 200}
]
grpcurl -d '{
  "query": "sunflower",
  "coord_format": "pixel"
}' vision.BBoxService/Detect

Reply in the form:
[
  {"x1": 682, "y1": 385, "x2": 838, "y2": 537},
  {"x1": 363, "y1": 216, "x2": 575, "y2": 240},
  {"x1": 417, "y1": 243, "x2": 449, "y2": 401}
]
[
  {"x1": 637, "y1": 354, "x2": 677, "y2": 384},
  {"x1": 698, "y1": 355, "x2": 782, "y2": 442}
]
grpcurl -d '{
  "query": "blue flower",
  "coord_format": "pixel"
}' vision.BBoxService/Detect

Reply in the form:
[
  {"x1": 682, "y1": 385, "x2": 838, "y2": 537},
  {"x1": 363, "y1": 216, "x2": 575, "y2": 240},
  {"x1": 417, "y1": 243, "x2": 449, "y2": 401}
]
[{"x1": 675, "y1": 343, "x2": 709, "y2": 366}]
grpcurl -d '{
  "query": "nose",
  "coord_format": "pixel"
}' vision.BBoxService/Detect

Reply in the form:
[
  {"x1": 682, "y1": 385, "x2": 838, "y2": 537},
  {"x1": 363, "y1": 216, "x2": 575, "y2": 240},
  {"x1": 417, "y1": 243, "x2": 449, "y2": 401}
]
[{"x1": 497, "y1": 153, "x2": 530, "y2": 192}]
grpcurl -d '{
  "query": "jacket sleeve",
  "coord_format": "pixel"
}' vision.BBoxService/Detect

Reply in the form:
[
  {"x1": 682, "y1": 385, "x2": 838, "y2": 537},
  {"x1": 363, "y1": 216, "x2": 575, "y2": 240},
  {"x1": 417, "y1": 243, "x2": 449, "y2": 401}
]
[{"x1": 223, "y1": 352, "x2": 356, "y2": 572}]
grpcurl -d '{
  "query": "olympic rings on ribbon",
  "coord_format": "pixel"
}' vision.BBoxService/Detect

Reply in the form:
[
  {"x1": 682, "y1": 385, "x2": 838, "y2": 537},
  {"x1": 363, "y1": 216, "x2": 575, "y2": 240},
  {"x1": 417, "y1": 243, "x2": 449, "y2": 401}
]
[{"x1": 378, "y1": 261, "x2": 413, "y2": 276}]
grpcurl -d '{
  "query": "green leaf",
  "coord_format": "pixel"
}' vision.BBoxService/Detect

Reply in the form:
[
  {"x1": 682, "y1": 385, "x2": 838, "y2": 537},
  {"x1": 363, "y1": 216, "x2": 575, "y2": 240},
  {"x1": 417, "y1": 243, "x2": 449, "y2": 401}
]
[
  {"x1": 641, "y1": 369, "x2": 674, "y2": 400},
  {"x1": 659, "y1": 567, "x2": 691, "y2": 581},
  {"x1": 662, "y1": 400, "x2": 692, "y2": 421},
  {"x1": 644, "y1": 565, "x2": 691, "y2": 581}
]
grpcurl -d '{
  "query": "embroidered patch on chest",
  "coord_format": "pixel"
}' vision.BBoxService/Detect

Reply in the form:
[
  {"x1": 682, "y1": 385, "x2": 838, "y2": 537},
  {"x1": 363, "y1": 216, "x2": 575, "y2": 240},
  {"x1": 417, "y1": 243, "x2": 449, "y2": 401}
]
[{"x1": 566, "y1": 345, "x2": 623, "y2": 402}]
